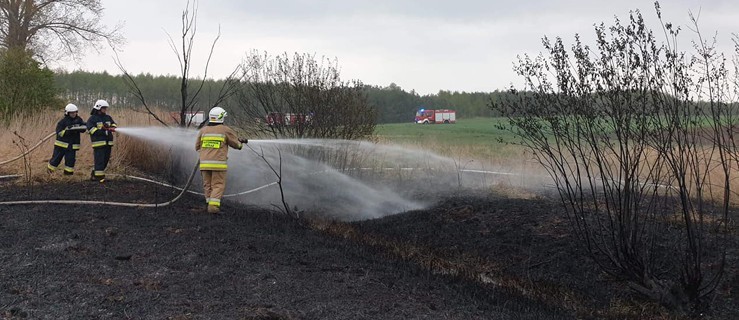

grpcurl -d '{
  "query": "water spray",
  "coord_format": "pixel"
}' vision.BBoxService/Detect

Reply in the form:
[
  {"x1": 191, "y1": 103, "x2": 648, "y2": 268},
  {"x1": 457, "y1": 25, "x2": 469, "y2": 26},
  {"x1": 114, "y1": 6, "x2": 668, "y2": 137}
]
[{"x1": 0, "y1": 127, "x2": 554, "y2": 220}]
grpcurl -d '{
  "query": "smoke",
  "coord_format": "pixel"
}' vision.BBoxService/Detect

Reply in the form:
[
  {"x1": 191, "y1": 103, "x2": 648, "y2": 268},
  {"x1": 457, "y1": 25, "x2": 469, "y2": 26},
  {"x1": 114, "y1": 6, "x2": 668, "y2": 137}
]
[{"x1": 115, "y1": 127, "x2": 552, "y2": 221}]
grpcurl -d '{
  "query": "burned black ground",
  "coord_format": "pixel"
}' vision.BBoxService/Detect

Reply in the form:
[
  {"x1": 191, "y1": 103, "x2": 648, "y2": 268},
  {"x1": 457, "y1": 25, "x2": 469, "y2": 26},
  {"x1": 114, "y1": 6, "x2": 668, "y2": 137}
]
[{"x1": 0, "y1": 179, "x2": 736, "y2": 319}]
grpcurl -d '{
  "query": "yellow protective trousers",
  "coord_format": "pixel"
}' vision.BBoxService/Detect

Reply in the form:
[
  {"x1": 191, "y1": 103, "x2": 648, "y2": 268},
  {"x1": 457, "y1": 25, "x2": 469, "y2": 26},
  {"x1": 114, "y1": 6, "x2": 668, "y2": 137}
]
[{"x1": 201, "y1": 170, "x2": 227, "y2": 207}]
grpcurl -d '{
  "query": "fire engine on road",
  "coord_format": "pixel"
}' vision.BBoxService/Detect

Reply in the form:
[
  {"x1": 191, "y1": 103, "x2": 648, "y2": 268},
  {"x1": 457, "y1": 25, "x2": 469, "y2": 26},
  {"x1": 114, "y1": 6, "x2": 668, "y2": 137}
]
[{"x1": 415, "y1": 109, "x2": 456, "y2": 124}]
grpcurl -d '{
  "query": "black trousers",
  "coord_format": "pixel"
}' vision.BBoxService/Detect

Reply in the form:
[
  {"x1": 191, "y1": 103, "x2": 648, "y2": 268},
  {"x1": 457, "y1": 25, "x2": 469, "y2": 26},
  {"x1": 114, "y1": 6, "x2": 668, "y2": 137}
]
[
  {"x1": 92, "y1": 146, "x2": 112, "y2": 179},
  {"x1": 49, "y1": 146, "x2": 77, "y2": 174}
]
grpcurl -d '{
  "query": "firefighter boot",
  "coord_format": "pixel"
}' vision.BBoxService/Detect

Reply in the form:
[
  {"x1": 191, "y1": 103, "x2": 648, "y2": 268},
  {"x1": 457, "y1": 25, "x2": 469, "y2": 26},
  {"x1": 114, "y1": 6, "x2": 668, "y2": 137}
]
[{"x1": 207, "y1": 205, "x2": 220, "y2": 214}]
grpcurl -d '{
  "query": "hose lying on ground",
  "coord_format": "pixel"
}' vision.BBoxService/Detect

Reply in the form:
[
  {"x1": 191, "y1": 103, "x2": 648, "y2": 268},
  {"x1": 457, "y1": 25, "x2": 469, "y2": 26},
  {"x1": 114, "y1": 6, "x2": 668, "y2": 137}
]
[
  {"x1": 0, "y1": 162, "x2": 200, "y2": 208},
  {"x1": 113, "y1": 174, "x2": 278, "y2": 198},
  {"x1": 0, "y1": 132, "x2": 55, "y2": 166}
]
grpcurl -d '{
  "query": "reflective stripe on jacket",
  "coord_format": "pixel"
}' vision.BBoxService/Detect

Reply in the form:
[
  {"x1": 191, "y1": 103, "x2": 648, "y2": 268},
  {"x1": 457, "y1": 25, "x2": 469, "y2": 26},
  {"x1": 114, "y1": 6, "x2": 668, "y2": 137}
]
[
  {"x1": 55, "y1": 115, "x2": 86, "y2": 150},
  {"x1": 87, "y1": 113, "x2": 117, "y2": 148},
  {"x1": 195, "y1": 124, "x2": 242, "y2": 171}
]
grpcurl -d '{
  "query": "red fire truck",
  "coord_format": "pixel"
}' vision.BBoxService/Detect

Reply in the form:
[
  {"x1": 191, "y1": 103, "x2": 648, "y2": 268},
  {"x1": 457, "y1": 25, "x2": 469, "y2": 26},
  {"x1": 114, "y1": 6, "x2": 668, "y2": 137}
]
[
  {"x1": 265, "y1": 112, "x2": 312, "y2": 127},
  {"x1": 414, "y1": 109, "x2": 456, "y2": 124}
]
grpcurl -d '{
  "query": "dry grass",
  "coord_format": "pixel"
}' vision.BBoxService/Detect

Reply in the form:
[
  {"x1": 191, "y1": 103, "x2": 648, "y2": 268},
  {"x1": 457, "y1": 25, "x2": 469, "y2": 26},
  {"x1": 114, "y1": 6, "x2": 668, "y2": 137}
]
[
  {"x1": 617, "y1": 147, "x2": 739, "y2": 208},
  {"x1": 406, "y1": 137, "x2": 739, "y2": 208},
  {"x1": 374, "y1": 135, "x2": 532, "y2": 165},
  {"x1": 371, "y1": 137, "x2": 548, "y2": 186},
  {"x1": 0, "y1": 108, "x2": 169, "y2": 181}
]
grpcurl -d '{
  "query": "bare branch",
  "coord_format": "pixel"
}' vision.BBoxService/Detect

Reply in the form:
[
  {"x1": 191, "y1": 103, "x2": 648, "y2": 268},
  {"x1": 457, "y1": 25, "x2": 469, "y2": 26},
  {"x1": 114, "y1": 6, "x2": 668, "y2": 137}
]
[
  {"x1": 1, "y1": 0, "x2": 123, "y2": 61},
  {"x1": 113, "y1": 51, "x2": 169, "y2": 127}
]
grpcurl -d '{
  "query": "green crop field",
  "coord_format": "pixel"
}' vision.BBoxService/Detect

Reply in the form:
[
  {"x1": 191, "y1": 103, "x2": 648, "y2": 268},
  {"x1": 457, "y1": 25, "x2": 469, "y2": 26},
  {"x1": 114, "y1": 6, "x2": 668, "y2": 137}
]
[
  {"x1": 374, "y1": 117, "x2": 524, "y2": 159},
  {"x1": 375, "y1": 117, "x2": 517, "y2": 145}
]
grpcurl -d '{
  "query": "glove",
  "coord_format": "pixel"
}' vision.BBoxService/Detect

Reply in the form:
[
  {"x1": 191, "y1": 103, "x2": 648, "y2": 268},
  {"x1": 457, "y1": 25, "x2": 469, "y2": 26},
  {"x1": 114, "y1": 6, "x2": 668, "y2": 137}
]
[
  {"x1": 106, "y1": 127, "x2": 116, "y2": 132},
  {"x1": 238, "y1": 138, "x2": 248, "y2": 144}
]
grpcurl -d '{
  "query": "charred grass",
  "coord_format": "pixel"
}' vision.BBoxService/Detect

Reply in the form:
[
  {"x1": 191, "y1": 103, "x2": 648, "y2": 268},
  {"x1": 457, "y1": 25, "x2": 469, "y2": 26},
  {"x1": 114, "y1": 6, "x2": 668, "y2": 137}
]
[
  {"x1": 309, "y1": 191, "x2": 738, "y2": 320},
  {"x1": 1, "y1": 179, "x2": 580, "y2": 319},
  {"x1": 1, "y1": 176, "x2": 736, "y2": 318}
]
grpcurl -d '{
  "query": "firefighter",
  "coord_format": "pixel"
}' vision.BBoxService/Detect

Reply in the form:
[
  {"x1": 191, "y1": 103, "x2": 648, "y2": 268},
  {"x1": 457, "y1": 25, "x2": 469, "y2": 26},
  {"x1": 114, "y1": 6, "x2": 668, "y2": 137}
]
[
  {"x1": 196, "y1": 106, "x2": 248, "y2": 214},
  {"x1": 86, "y1": 99, "x2": 117, "y2": 182},
  {"x1": 47, "y1": 104, "x2": 87, "y2": 175}
]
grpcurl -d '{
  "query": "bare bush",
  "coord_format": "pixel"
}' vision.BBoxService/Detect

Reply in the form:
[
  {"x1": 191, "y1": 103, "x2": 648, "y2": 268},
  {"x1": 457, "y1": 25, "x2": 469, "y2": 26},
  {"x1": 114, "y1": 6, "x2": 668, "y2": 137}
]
[
  {"x1": 11, "y1": 131, "x2": 32, "y2": 195},
  {"x1": 493, "y1": 4, "x2": 734, "y2": 313},
  {"x1": 237, "y1": 51, "x2": 376, "y2": 140}
]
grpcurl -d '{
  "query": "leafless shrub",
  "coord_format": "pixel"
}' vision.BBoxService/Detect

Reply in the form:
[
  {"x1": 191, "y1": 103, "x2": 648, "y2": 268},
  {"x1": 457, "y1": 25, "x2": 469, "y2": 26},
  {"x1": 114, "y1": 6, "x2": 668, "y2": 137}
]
[
  {"x1": 248, "y1": 145, "x2": 296, "y2": 220},
  {"x1": 237, "y1": 51, "x2": 376, "y2": 140},
  {"x1": 11, "y1": 131, "x2": 32, "y2": 196},
  {"x1": 493, "y1": 3, "x2": 734, "y2": 313}
]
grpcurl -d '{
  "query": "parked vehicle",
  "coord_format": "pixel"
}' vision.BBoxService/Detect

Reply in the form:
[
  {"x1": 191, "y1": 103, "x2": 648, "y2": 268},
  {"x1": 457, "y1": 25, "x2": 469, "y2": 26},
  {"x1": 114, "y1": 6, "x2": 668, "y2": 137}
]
[
  {"x1": 265, "y1": 112, "x2": 312, "y2": 127},
  {"x1": 170, "y1": 111, "x2": 205, "y2": 127},
  {"x1": 414, "y1": 109, "x2": 456, "y2": 124}
]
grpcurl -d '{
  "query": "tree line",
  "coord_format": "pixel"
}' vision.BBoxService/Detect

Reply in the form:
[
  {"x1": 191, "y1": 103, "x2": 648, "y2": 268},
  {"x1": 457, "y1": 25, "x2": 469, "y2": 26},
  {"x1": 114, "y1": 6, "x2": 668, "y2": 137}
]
[
  {"x1": 54, "y1": 70, "x2": 232, "y2": 115},
  {"x1": 53, "y1": 70, "x2": 509, "y2": 124}
]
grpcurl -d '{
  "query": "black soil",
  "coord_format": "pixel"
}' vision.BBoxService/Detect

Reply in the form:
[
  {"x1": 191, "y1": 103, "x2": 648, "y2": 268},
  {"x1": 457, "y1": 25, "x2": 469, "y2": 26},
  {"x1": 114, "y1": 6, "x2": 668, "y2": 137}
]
[{"x1": 1, "y1": 179, "x2": 736, "y2": 319}]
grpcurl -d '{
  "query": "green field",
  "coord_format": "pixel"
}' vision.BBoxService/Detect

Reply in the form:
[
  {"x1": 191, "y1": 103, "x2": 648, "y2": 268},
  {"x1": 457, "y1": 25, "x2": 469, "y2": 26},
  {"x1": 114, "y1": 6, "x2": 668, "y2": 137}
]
[
  {"x1": 374, "y1": 117, "x2": 523, "y2": 159},
  {"x1": 374, "y1": 117, "x2": 518, "y2": 145}
]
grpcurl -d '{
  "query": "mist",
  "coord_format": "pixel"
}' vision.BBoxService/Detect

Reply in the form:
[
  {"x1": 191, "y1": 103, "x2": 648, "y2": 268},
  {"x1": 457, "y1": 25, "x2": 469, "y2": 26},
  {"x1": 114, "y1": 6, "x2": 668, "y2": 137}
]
[{"x1": 116, "y1": 127, "x2": 552, "y2": 221}]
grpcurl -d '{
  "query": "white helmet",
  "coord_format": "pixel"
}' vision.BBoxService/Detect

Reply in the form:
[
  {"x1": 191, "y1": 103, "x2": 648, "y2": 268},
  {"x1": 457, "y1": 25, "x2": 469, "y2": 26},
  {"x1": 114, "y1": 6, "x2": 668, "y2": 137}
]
[
  {"x1": 64, "y1": 104, "x2": 78, "y2": 114},
  {"x1": 209, "y1": 107, "x2": 227, "y2": 123},
  {"x1": 93, "y1": 99, "x2": 109, "y2": 110}
]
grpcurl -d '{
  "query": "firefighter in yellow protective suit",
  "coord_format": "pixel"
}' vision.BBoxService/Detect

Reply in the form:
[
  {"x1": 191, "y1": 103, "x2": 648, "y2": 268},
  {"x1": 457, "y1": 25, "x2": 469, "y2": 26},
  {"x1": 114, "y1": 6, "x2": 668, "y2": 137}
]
[{"x1": 196, "y1": 106, "x2": 248, "y2": 214}]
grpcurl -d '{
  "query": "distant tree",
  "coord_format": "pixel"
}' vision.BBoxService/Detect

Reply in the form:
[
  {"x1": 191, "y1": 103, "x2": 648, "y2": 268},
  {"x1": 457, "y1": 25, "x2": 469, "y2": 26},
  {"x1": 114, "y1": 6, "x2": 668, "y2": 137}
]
[
  {"x1": 364, "y1": 84, "x2": 422, "y2": 123},
  {"x1": 362, "y1": 85, "x2": 508, "y2": 123},
  {"x1": 237, "y1": 51, "x2": 376, "y2": 140},
  {"x1": 0, "y1": 0, "x2": 122, "y2": 62},
  {"x1": 115, "y1": 0, "x2": 239, "y2": 127},
  {"x1": 493, "y1": 4, "x2": 733, "y2": 314},
  {"x1": 0, "y1": 48, "x2": 59, "y2": 120}
]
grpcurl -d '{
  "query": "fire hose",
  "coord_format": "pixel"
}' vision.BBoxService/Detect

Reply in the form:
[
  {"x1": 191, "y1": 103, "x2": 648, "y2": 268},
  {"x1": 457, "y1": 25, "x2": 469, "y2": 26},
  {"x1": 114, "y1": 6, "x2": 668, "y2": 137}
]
[
  {"x1": 0, "y1": 132, "x2": 55, "y2": 166},
  {"x1": 112, "y1": 174, "x2": 278, "y2": 198},
  {"x1": 0, "y1": 161, "x2": 200, "y2": 208}
]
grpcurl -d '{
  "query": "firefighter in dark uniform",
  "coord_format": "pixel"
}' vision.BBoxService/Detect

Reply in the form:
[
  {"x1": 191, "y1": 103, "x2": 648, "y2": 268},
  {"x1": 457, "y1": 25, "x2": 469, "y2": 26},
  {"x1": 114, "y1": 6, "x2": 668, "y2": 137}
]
[
  {"x1": 47, "y1": 104, "x2": 87, "y2": 175},
  {"x1": 86, "y1": 99, "x2": 117, "y2": 182}
]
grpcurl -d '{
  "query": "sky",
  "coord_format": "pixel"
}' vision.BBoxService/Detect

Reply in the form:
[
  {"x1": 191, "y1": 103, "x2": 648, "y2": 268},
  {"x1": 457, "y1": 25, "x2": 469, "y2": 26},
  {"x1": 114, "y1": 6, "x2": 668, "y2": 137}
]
[{"x1": 58, "y1": 0, "x2": 739, "y2": 95}]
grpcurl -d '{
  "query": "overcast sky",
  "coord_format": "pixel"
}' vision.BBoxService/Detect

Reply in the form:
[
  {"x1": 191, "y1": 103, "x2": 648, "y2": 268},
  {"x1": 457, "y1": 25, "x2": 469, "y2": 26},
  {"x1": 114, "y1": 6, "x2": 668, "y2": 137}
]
[{"x1": 59, "y1": 0, "x2": 739, "y2": 95}]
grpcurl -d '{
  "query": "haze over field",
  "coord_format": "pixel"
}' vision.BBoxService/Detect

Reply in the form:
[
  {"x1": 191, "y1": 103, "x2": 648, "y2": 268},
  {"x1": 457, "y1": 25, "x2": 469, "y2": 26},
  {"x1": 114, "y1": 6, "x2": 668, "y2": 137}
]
[{"x1": 62, "y1": 0, "x2": 739, "y2": 95}]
